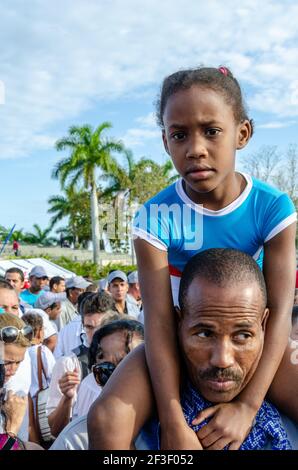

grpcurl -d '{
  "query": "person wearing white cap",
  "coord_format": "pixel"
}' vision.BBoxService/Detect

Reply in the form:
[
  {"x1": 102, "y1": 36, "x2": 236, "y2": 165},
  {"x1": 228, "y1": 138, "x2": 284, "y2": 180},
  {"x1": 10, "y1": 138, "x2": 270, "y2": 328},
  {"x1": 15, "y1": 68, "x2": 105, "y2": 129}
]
[
  {"x1": 107, "y1": 271, "x2": 140, "y2": 319},
  {"x1": 127, "y1": 271, "x2": 142, "y2": 312},
  {"x1": 34, "y1": 291, "x2": 66, "y2": 335},
  {"x1": 55, "y1": 276, "x2": 92, "y2": 331},
  {"x1": 20, "y1": 266, "x2": 49, "y2": 307}
]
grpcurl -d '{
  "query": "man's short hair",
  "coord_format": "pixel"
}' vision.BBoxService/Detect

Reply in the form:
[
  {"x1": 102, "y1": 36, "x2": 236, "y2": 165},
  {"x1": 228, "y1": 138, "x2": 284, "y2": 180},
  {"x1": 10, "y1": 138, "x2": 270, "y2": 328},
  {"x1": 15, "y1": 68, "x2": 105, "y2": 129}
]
[
  {"x1": 5, "y1": 268, "x2": 25, "y2": 282},
  {"x1": 82, "y1": 291, "x2": 116, "y2": 317},
  {"x1": 88, "y1": 319, "x2": 144, "y2": 369},
  {"x1": 49, "y1": 276, "x2": 64, "y2": 290},
  {"x1": 178, "y1": 248, "x2": 267, "y2": 312}
]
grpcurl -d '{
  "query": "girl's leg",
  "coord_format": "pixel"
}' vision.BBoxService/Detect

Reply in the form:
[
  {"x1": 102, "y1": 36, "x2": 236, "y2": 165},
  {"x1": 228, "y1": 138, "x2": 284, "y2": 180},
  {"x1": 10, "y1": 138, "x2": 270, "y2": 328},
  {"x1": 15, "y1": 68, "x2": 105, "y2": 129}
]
[
  {"x1": 88, "y1": 344, "x2": 155, "y2": 449},
  {"x1": 268, "y1": 339, "x2": 298, "y2": 421}
]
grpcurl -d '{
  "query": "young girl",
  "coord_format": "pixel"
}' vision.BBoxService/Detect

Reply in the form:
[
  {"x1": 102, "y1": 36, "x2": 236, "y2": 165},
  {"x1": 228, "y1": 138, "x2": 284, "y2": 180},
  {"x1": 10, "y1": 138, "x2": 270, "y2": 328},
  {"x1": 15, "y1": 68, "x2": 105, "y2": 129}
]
[{"x1": 88, "y1": 66, "x2": 297, "y2": 450}]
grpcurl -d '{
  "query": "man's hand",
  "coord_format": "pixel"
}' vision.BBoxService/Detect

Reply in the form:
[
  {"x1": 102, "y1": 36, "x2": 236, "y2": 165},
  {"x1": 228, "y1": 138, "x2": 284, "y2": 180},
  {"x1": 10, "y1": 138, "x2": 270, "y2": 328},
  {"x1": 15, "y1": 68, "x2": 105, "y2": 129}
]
[
  {"x1": 3, "y1": 391, "x2": 28, "y2": 435},
  {"x1": 161, "y1": 421, "x2": 203, "y2": 450},
  {"x1": 192, "y1": 400, "x2": 257, "y2": 450},
  {"x1": 58, "y1": 368, "x2": 80, "y2": 399}
]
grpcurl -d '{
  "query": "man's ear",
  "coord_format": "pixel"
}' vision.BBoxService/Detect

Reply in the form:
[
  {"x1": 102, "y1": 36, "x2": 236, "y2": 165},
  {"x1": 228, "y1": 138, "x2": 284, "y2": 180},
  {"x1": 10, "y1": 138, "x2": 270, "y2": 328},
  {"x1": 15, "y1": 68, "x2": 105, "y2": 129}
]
[
  {"x1": 261, "y1": 307, "x2": 269, "y2": 332},
  {"x1": 162, "y1": 130, "x2": 170, "y2": 155},
  {"x1": 236, "y1": 119, "x2": 252, "y2": 150}
]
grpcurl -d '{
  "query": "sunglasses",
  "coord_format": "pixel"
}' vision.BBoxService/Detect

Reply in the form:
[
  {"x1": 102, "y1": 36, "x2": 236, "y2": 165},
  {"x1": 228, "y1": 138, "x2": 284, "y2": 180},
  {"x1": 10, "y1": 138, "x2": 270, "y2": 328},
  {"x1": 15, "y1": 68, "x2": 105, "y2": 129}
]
[
  {"x1": 0, "y1": 325, "x2": 33, "y2": 344},
  {"x1": 92, "y1": 361, "x2": 116, "y2": 387}
]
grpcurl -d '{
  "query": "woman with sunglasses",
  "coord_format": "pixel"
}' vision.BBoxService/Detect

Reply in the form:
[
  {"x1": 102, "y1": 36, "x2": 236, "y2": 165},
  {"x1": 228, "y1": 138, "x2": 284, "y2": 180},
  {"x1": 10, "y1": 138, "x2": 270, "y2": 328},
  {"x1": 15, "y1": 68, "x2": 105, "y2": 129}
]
[{"x1": 0, "y1": 313, "x2": 32, "y2": 449}]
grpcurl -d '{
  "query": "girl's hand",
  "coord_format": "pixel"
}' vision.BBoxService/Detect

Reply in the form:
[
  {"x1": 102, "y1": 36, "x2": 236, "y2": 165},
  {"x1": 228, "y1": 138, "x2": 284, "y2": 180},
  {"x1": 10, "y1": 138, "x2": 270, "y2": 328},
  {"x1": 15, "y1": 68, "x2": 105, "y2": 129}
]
[
  {"x1": 161, "y1": 421, "x2": 203, "y2": 450},
  {"x1": 192, "y1": 400, "x2": 257, "y2": 450}
]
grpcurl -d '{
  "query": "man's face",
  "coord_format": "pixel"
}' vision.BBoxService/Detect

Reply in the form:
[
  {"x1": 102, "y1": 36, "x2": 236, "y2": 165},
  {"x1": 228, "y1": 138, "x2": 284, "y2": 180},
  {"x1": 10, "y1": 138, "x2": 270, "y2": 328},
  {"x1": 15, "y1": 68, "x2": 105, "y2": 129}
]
[
  {"x1": 0, "y1": 288, "x2": 19, "y2": 315},
  {"x1": 3, "y1": 343, "x2": 26, "y2": 383},
  {"x1": 5, "y1": 272, "x2": 24, "y2": 294},
  {"x1": 69, "y1": 287, "x2": 84, "y2": 305},
  {"x1": 30, "y1": 276, "x2": 48, "y2": 293},
  {"x1": 83, "y1": 313, "x2": 105, "y2": 345},
  {"x1": 95, "y1": 330, "x2": 143, "y2": 366},
  {"x1": 178, "y1": 278, "x2": 268, "y2": 403},
  {"x1": 52, "y1": 280, "x2": 66, "y2": 293},
  {"x1": 46, "y1": 302, "x2": 62, "y2": 320},
  {"x1": 109, "y1": 279, "x2": 128, "y2": 302}
]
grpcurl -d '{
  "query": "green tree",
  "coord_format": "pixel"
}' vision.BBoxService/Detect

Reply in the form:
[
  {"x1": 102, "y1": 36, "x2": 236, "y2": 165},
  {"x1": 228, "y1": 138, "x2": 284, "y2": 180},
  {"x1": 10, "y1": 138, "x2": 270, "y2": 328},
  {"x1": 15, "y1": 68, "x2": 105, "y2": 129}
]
[
  {"x1": 23, "y1": 224, "x2": 56, "y2": 246},
  {"x1": 53, "y1": 123, "x2": 125, "y2": 263},
  {"x1": 48, "y1": 187, "x2": 91, "y2": 248}
]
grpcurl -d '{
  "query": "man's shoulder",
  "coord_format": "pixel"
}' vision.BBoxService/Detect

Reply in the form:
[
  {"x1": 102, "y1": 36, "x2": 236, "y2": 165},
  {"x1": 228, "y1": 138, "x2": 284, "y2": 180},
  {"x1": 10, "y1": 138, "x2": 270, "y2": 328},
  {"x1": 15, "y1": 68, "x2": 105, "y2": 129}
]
[{"x1": 49, "y1": 415, "x2": 88, "y2": 450}]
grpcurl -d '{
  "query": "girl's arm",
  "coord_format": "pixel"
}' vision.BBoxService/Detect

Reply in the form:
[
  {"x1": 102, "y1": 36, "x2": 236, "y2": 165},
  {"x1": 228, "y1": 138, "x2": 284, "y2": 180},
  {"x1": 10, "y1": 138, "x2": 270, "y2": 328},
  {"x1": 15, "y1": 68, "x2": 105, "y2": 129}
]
[
  {"x1": 268, "y1": 336, "x2": 298, "y2": 422},
  {"x1": 194, "y1": 223, "x2": 297, "y2": 449},
  {"x1": 134, "y1": 239, "x2": 202, "y2": 449}
]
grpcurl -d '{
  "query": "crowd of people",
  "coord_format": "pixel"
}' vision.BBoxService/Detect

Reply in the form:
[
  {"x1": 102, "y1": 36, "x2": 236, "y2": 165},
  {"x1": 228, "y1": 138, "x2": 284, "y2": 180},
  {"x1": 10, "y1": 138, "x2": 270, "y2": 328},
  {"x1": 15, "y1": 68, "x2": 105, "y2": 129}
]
[{"x1": 0, "y1": 265, "x2": 143, "y2": 450}]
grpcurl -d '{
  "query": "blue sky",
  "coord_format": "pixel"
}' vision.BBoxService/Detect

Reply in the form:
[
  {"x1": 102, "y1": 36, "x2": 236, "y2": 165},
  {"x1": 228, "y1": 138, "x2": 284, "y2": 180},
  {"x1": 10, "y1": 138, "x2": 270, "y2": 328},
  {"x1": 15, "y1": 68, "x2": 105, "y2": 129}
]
[{"x1": 1, "y1": 0, "x2": 298, "y2": 233}]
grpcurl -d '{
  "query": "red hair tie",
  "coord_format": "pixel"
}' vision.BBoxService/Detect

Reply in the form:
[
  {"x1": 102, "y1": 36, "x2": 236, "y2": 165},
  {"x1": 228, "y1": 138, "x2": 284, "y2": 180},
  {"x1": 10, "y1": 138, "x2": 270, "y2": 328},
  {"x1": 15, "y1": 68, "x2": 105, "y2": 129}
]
[{"x1": 218, "y1": 66, "x2": 228, "y2": 76}]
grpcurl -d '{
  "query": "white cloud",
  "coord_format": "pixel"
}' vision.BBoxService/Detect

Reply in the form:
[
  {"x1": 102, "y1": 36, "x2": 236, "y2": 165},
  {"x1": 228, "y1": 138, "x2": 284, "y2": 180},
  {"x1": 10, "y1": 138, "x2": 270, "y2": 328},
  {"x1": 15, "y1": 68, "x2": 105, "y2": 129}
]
[
  {"x1": 136, "y1": 112, "x2": 157, "y2": 128},
  {"x1": 121, "y1": 128, "x2": 160, "y2": 148},
  {"x1": 1, "y1": 0, "x2": 298, "y2": 160},
  {"x1": 257, "y1": 121, "x2": 297, "y2": 129}
]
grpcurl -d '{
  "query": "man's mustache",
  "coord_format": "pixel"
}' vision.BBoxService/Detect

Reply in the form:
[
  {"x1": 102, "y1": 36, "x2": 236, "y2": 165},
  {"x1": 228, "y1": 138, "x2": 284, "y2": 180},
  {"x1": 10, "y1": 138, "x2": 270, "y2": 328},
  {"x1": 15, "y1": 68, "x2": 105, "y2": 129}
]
[{"x1": 198, "y1": 367, "x2": 243, "y2": 382}]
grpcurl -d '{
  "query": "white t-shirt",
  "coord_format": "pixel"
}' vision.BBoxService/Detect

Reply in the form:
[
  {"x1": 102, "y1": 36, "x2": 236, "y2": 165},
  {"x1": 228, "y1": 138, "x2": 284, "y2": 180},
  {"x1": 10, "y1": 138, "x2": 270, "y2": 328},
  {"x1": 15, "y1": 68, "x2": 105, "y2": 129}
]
[
  {"x1": 49, "y1": 415, "x2": 88, "y2": 450},
  {"x1": 28, "y1": 344, "x2": 56, "y2": 399},
  {"x1": 46, "y1": 353, "x2": 82, "y2": 417},
  {"x1": 54, "y1": 316, "x2": 87, "y2": 359},
  {"x1": 73, "y1": 372, "x2": 102, "y2": 418}
]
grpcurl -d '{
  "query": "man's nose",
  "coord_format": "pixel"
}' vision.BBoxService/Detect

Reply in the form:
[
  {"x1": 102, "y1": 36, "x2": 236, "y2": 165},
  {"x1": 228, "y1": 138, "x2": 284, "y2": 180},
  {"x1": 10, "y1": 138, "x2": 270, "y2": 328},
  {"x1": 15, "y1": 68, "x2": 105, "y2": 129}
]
[
  {"x1": 210, "y1": 338, "x2": 235, "y2": 369},
  {"x1": 186, "y1": 133, "x2": 208, "y2": 159}
]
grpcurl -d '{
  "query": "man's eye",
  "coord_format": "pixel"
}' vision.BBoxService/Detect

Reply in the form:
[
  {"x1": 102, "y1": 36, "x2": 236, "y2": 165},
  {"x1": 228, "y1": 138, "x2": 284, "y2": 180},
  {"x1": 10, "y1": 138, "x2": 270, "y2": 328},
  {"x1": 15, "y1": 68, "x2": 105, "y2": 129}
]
[
  {"x1": 205, "y1": 128, "x2": 221, "y2": 137},
  {"x1": 197, "y1": 331, "x2": 212, "y2": 338},
  {"x1": 234, "y1": 332, "x2": 251, "y2": 341}
]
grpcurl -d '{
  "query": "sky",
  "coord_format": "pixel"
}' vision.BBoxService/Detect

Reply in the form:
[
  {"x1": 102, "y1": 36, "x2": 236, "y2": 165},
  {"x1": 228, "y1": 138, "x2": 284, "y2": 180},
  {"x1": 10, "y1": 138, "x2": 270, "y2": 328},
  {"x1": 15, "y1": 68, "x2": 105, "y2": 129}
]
[{"x1": 1, "y1": 0, "x2": 298, "y2": 234}]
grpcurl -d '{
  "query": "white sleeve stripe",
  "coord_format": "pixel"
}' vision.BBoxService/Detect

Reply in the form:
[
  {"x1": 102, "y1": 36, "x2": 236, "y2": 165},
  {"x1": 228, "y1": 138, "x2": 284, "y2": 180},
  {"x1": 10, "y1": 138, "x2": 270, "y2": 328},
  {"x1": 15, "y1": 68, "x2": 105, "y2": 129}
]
[
  {"x1": 264, "y1": 213, "x2": 297, "y2": 243},
  {"x1": 132, "y1": 227, "x2": 168, "y2": 251}
]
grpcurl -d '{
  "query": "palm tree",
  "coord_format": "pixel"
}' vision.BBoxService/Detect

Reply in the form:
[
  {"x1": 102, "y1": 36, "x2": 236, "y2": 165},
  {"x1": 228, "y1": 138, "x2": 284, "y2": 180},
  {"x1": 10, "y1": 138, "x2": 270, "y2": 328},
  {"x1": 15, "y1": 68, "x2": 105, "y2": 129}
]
[
  {"x1": 47, "y1": 186, "x2": 91, "y2": 248},
  {"x1": 52, "y1": 123, "x2": 125, "y2": 264},
  {"x1": 24, "y1": 224, "x2": 55, "y2": 246}
]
